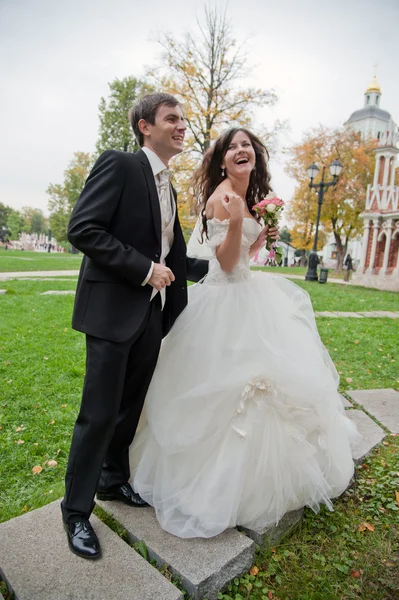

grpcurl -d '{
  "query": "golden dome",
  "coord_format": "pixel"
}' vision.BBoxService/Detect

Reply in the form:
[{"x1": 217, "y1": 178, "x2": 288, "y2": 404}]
[{"x1": 365, "y1": 76, "x2": 381, "y2": 94}]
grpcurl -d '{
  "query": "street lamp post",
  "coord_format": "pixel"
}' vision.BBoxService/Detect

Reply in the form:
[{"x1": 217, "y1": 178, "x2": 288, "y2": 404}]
[{"x1": 305, "y1": 159, "x2": 343, "y2": 281}]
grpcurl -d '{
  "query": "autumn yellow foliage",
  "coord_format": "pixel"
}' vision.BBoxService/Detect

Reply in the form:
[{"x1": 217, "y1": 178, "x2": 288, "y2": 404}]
[{"x1": 285, "y1": 126, "x2": 376, "y2": 268}]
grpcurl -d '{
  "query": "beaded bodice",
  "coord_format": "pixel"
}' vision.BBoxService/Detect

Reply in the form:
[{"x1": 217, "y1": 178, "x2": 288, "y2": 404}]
[{"x1": 204, "y1": 218, "x2": 261, "y2": 285}]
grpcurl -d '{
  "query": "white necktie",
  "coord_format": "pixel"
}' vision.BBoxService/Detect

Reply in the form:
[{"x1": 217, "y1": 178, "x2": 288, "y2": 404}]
[{"x1": 157, "y1": 170, "x2": 173, "y2": 230}]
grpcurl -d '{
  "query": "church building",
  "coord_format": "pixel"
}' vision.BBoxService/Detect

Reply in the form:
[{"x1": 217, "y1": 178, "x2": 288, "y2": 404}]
[{"x1": 347, "y1": 77, "x2": 399, "y2": 291}]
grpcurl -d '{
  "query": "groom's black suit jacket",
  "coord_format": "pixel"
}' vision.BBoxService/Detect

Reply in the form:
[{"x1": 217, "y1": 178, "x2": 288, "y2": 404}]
[{"x1": 68, "y1": 149, "x2": 208, "y2": 343}]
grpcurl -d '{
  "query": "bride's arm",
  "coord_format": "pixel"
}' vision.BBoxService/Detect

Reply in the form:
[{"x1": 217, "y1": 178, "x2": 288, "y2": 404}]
[{"x1": 213, "y1": 195, "x2": 244, "y2": 273}]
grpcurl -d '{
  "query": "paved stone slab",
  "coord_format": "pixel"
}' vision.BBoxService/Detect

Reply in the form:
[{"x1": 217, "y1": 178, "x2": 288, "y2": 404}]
[
  {"x1": 239, "y1": 508, "x2": 304, "y2": 547},
  {"x1": 331, "y1": 312, "x2": 365, "y2": 318},
  {"x1": 97, "y1": 501, "x2": 254, "y2": 600},
  {"x1": 314, "y1": 311, "x2": 339, "y2": 318},
  {"x1": 19, "y1": 277, "x2": 78, "y2": 281},
  {"x1": 40, "y1": 290, "x2": 76, "y2": 295},
  {"x1": 0, "y1": 500, "x2": 183, "y2": 600},
  {"x1": 0, "y1": 290, "x2": 6, "y2": 294},
  {"x1": 371, "y1": 311, "x2": 399, "y2": 319},
  {"x1": 0, "y1": 270, "x2": 80, "y2": 280},
  {"x1": 347, "y1": 389, "x2": 399, "y2": 433},
  {"x1": 346, "y1": 409, "x2": 386, "y2": 462}
]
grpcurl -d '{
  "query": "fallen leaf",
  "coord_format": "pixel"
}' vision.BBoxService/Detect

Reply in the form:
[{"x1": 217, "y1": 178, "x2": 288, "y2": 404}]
[
  {"x1": 395, "y1": 491, "x2": 399, "y2": 505},
  {"x1": 4, "y1": 361, "x2": 10, "y2": 365},
  {"x1": 268, "y1": 592, "x2": 274, "y2": 600},
  {"x1": 33, "y1": 442, "x2": 38, "y2": 446},
  {"x1": 249, "y1": 566, "x2": 259, "y2": 576},
  {"x1": 346, "y1": 377, "x2": 353, "y2": 383},
  {"x1": 56, "y1": 448, "x2": 61, "y2": 455},
  {"x1": 7, "y1": 380, "x2": 12, "y2": 384},
  {"x1": 33, "y1": 403, "x2": 39, "y2": 409},
  {"x1": 358, "y1": 522, "x2": 374, "y2": 532},
  {"x1": 63, "y1": 328, "x2": 68, "y2": 333},
  {"x1": 354, "y1": 340, "x2": 359, "y2": 344},
  {"x1": 32, "y1": 465, "x2": 43, "y2": 475},
  {"x1": 383, "y1": 442, "x2": 390, "y2": 446},
  {"x1": 47, "y1": 459, "x2": 57, "y2": 468},
  {"x1": 61, "y1": 404, "x2": 67, "y2": 408},
  {"x1": 22, "y1": 505, "x2": 28, "y2": 513},
  {"x1": 49, "y1": 419, "x2": 55, "y2": 425},
  {"x1": 15, "y1": 439, "x2": 24, "y2": 445},
  {"x1": 350, "y1": 570, "x2": 361, "y2": 578},
  {"x1": 15, "y1": 426, "x2": 23, "y2": 432},
  {"x1": 44, "y1": 356, "x2": 48, "y2": 360}
]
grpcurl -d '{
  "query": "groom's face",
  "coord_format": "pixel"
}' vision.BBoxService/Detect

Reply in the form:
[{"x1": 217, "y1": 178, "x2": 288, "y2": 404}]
[{"x1": 141, "y1": 104, "x2": 186, "y2": 161}]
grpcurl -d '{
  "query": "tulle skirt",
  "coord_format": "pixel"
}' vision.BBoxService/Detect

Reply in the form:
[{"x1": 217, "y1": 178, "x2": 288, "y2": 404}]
[{"x1": 130, "y1": 272, "x2": 359, "y2": 538}]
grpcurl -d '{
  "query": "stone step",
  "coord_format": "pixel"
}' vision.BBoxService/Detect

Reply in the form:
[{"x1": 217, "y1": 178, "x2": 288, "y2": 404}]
[
  {"x1": 0, "y1": 500, "x2": 183, "y2": 600},
  {"x1": 346, "y1": 408, "x2": 386, "y2": 463},
  {"x1": 347, "y1": 388, "x2": 399, "y2": 433},
  {"x1": 96, "y1": 500, "x2": 254, "y2": 600},
  {"x1": 238, "y1": 508, "x2": 304, "y2": 546}
]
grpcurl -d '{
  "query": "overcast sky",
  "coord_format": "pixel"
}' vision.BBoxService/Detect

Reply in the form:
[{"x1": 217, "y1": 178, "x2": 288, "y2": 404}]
[{"x1": 1, "y1": 0, "x2": 398, "y2": 216}]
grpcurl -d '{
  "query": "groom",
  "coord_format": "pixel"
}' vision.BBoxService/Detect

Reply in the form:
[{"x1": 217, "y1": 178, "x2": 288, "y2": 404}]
[{"x1": 61, "y1": 92, "x2": 209, "y2": 559}]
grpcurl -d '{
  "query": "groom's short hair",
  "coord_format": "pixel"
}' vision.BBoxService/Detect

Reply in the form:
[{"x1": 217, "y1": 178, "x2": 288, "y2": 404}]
[{"x1": 129, "y1": 93, "x2": 181, "y2": 147}]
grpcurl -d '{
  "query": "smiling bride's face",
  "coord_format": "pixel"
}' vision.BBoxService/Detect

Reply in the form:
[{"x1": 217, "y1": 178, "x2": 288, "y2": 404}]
[{"x1": 221, "y1": 131, "x2": 256, "y2": 179}]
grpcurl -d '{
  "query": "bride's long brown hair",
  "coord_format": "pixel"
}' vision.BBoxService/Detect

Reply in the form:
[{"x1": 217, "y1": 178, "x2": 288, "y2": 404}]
[{"x1": 191, "y1": 128, "x2": 272, "y2": 240}]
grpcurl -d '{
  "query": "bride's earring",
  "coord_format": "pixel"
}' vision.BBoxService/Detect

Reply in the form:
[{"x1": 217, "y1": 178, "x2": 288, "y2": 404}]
[{"x1": 221, "y1": 167, "x2": 225, "y2": 177}]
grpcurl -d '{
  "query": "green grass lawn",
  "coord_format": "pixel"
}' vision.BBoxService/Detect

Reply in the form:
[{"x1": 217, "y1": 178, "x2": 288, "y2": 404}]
[
  {"x1": 0, "y1": 248, "x2": 82, "y2": 272},
  {"x1": 290, "y1": 280, "x2": 398, "y2": 313},
  {"x1": 0, "y1": 278, "x2": 398, "y2": 599}
]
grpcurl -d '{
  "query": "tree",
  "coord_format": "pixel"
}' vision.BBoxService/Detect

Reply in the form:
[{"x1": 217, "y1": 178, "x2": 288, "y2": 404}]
[
  {"x1": 285, "y1": 126, "x2": 376, "y2": 270},
  {"x1": 96, "y1": 77, "x2": 151, "y2": 155},
  {"x1": 47, "y1": 152, "x2": 92, "y2": 244},
  {"x1": 151, "y1": 5, "x2": 278, "y2": 155},
  {"x1": 279, "y1": 226, "x2": 292, "y2": 244},
  {"x1": 0, "y1": 202, "x2": 12, "y2": 230},
  {"x1": 148, "y1": 3, "x2": 284, "y2": 224},
  {"x1": 21, "y1": 206, "x2": 47, "y2": 234},
  {"x1": 7, "y1": 209, "x2": 24, "y2": 240}
]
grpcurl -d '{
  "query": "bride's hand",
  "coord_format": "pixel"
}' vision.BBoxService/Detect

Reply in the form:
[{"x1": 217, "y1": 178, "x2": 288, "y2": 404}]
[
  {"x1": 221, "y1": 193, "x2": 244, "y2": 222},
  {"x1": 266, "y1": 225, "x2": 280, "y2": 241},
  {"x1": 250, "y1": 226, "x2": 268, "y2": 254},
  {"x1": 250, "y1": 225, "x2": 280, "y2": 255}
]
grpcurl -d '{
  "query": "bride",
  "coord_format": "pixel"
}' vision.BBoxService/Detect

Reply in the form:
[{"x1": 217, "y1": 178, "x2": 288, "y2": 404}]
[{"x1": 130, "y1": 127, "x2": 358, "y2": 539}]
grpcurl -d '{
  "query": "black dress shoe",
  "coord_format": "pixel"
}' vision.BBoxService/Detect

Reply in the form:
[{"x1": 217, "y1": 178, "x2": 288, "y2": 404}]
[
  {"x1": 96, "y1": 483, "x2": 149, "y2": 507},
  {"x1": 63, "y1": 520, "x2": 101, "y2": 559}
]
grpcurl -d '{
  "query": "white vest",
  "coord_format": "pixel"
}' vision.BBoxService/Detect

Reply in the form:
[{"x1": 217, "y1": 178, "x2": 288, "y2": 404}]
[{"x1": 151, "y1": 189, "x2": 176, "y2": 308}]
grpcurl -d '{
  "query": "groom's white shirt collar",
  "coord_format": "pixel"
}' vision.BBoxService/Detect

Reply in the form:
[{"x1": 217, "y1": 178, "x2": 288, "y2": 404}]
[{"x1": 141, "y1": 146, "x2": 168, "y2": 178}]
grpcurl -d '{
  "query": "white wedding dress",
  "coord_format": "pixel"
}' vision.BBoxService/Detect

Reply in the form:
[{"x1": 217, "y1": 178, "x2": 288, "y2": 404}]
[{"x1": 130, "y1": 217, "x2": 359, "y2": 538}]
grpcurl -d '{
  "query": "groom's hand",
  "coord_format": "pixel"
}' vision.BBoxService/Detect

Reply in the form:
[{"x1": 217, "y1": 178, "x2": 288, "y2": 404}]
[{"x1": 148, "y1": 264, "x2": 175, "y2": 291}]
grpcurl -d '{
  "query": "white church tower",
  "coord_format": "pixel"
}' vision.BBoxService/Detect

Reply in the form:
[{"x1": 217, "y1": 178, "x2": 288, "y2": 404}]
[
  {"x1": 350, "y1": 78, "x2": 399, "y2": 291},
  {"x1": 345, "y1": 76, "x2": 396, "y2": 141}
]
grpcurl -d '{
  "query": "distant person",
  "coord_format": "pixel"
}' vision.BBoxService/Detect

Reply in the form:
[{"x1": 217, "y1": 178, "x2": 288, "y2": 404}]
[{"x1": 344, "y1": 253, "x2": 353, "y2": 282}]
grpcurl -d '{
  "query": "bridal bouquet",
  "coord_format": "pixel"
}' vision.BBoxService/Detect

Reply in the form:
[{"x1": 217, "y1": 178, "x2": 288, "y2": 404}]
[{"x1": 253, "y1": 193, "x2": 285, "y2": 265}]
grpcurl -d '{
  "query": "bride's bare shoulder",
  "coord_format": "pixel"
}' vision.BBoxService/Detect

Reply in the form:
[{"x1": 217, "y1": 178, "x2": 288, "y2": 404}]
[{"x1": 206, "y1": 186, "x2": 229, "y2": 221}]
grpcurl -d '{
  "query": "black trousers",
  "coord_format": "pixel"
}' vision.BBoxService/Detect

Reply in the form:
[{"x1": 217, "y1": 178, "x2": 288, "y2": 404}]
[{"x1": 61, "y1": 295, "x2": 162, "y2": 523}]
